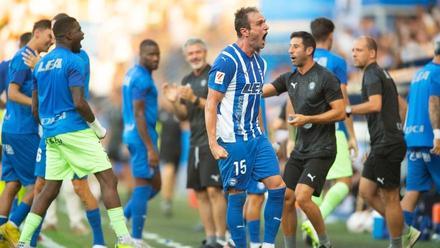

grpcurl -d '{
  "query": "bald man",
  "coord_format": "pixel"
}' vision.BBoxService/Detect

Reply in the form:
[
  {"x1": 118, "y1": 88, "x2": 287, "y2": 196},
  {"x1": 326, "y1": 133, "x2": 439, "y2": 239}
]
[{"x1": 348, "y1": 36, "x2": 419, "y2": 248}]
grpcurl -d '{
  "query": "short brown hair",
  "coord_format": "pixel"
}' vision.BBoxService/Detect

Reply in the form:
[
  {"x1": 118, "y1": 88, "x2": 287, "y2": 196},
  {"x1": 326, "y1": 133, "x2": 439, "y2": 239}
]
[{"x1": 234, "y1": 7, "x2": 259, "y2": 38}]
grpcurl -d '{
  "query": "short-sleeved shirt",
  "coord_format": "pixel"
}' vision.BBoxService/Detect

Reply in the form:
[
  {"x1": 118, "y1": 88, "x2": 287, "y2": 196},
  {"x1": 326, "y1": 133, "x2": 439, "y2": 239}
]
[
  {"x1": 314, "y1": 48, "x2": 348, "y2": 136},
  {"x1": 0, "y1": 60, "x2": 9, "y2": 95},
  {"x1": 405, "y1": 61, "x2": 440, "y2": 148},
  {"x1": 77, "y1": 49, "x2": 91, "y2": 99},
  {"x1": 121, "y1": 64, "x2": 158, "y2": 145},
  {"x1": 208, "y1": 43, "x2": 266, "y2": 143},
  {"x1": 3, "y1": 46, "x2": 39, "y2": 134},
  {"x1": 181, "y1": 65, "x2": 210, "y2": 146},
  {"x1": 33, "y1": 46, "x2": 89, "y2": 138},
  {"x1": 361, "y1": 63, "x2": 404, "y2": 149},
  {"x1": 271, "y1": 63, "x2": 343, "y2": 159}
]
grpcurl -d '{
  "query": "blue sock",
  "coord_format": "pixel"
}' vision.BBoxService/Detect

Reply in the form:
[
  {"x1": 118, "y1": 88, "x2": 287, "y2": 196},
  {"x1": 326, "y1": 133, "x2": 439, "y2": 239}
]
[
  {"x1": 0, "y1": 216, "x2": 7, "y2": 225},
  {"x1": 227, "y1": 193, "x2": 247, "y2": 248},
  {"x1": 403, "y1": 210, "x2": 414, "y2": 226},
  {"x1": 9, "y1": 198, "x2": 19, "y2": 217},
  {"x1": 30, "y1": 222, "x2": 43, "y2": 247},
  {"x1": 86, "y1": 208, "x2": 105, "y2": 245},
  {"x1": 10, "y1": 202, "x2": 31, "y2": 226},
  {"x1": 263, "y1": 187, "x2": 286, "y2": 244},
  {"x1": 149, "y1": 189, "x2": 159, "y2": 200},
  {"x1": 124, "y1": 198, "x2": 133, "y2": 220},
  {"x1": 132, "y1": 185, "x2": 152, "y2": 239},
  {"x1": 247, "y1": 219, "x2": 261, "y2": 243}
]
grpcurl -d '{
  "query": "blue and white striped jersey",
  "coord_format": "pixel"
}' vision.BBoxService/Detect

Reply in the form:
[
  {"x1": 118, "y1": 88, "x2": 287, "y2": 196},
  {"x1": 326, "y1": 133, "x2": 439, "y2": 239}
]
[{"x1": 208, "y1": 43, "x2": 266, "y2": 143}]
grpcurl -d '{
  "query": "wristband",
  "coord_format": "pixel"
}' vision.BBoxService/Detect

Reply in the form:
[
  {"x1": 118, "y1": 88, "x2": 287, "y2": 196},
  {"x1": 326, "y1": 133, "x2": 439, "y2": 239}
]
[
  {"x1": 434, "y1": 129, "x2": 440, "y2": 139},
  {"x1": 345, "y1": 105, "x2": 352, "y2": 117},
  {"x1": 87, "y1": 119, "x2": 107, "y2": 139}
]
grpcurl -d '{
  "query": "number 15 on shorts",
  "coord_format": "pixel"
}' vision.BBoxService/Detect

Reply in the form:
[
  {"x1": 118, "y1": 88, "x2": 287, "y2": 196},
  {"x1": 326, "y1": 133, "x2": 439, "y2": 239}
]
[{"x1": 234, "y1": 159, "x2": 247, "y2": 176}]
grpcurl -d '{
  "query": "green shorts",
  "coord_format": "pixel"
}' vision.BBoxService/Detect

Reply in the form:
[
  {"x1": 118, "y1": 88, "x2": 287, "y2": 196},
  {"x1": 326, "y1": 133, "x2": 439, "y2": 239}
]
[
  {"x1": 326, "y1": 130, "x2": 353, "y2": 180},
  {"x1": 45, "y1": 129, "x2": 112, "y2": 180}
]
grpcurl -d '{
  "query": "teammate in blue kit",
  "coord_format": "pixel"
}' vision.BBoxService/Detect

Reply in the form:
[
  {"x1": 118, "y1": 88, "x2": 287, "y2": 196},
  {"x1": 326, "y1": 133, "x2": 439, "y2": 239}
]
[
  {"x1": 17, "y1": 16, "x2": 132, "y2": 248},
  {"x1": 122, "y1": 39, "x2": 160, "y2": 247},
  {"x1": 0, "y1": 19, "x2": 53, "y2": 247},
  {"x1": 205, "y1": 7, "x2": 286, "y2": 248},
  {"x1": 0, "y1": 33, "x2": 32, "y2": 110},
  {"x1": 401, "y1": 38, "x2": 440, "y2": 237},
  {"x1": 18, "y1": 13, "x2": 106, "y2": 248}
]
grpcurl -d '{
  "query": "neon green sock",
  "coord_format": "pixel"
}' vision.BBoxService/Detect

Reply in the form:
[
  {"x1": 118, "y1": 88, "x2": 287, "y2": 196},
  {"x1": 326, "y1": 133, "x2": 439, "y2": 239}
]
[
  {"x1": 312, "y1": 193, "x2": 324, "y2": 206},
  {"x1": 19, "y1": 213, "x2": 42, "y2": 243},
  {"x1": 108, "y1": 207, "x2": 129, "y2": 237},
  {"x1": 320, "y1": 182, "x2": 349, "y2": 219}
]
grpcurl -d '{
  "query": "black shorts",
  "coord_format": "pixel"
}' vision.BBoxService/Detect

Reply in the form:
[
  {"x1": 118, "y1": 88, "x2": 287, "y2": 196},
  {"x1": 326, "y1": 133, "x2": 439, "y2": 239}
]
[
  {"x1": 159, "y1": 122, "x2": 181, "y2": 167},
  {"x1": 362, "y1": 143, "x2": 406, "y2": 188},
  {"x1": 187, "y1": 145, "x2": 222, "y2": 190},
  {"x1": 283, "y1": 156, "x2": 335, "y2": 196}
]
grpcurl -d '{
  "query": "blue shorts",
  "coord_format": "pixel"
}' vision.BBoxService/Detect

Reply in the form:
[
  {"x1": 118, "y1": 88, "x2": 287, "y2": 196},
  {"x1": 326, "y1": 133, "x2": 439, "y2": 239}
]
[
  {"x1": 218, "y1": 135, "x2": 279, "y2": 191},
  {"x1": 127, "y1": 141, "x2": 156, "y2": 179},
  {"x1": 406, "y1": 147, "x2": 440, "y2": 192},
  {"x1": 247, "y1": 179, "x2": 266, "y2": 195},
  {"x1": 34, "y1": 139, "x2": 86, "y2": 180},
  {"x1": 1, "y1": 133, "x2": 39, "y2": 186}
]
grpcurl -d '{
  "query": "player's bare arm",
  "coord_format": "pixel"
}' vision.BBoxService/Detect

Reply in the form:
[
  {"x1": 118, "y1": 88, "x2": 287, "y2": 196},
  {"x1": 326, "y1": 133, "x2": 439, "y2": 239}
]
[
  {"x1": 262, "y1": 84, "x2": 278, "y2": 98},
  {"x1": 134, "y1": 99, "x2": 159, "y2": 166},
  {"x1": 205, "y1": 88, "x2": 228, "y2": 159},
  {"x1": 351, "y1": 94, "x2": 382, "y2": 114},
  {"x1": 8, "y1": 83, "x2": 32, "y2": 105},
  {"x1": 429, "y1": 95, "x2": 440, "y2": 155}
]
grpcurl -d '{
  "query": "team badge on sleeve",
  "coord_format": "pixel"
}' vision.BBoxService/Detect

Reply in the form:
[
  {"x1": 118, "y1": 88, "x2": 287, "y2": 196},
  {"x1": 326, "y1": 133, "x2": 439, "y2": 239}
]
[{"x1": 215, "y1": 71, "x2": 225, "y2": 84}]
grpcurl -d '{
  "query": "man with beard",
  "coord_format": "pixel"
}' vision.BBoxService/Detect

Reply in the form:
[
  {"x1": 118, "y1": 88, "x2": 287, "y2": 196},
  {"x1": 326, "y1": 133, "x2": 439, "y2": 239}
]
[
  {"x1": 349, "y1": 36, "x2": 418, "y2": 248},
  {"x1": 163, "y1": 38, "x2": 227, "y2": 248},
  {"x1": 263, "y1": 31, "x2": 345, "y2": 248},
  {"x1": 121, "y1": 39, "x2": 161, "y2": 247},
  {"x1": 17, "y1": 17, "x2": 132, "y2": 248},
  {"x1": 0, "y1": 20, "x2": 53, "y2": 247},
  {"x1": 206, "y1": 7, "x2": 286, "y2": 248}
]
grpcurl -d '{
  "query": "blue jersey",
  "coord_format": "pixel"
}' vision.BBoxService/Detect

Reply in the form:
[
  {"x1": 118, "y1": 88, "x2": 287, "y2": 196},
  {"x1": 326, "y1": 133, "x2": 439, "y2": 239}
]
[
  {"x1": 0, "y1": 60, "x2": 9, "y2": 95},
  {"x1": 208, "y1": 43, "x2": 266, "y2": 143},
  {"x1": 314, "y1": 48, "x2": 348, "y2": 135},
  {"x1": 3, "y1": 46, "x2": 39, "y2": 134},
  {"x1": 77, "y1": 49, "x2": 90, "y2": 99},
  {"x1": 122, "y1": 64, "x2": 158, "y2": 145},
  {"x1": 405, "y1": 61, "x2": 440, "y2": 148},
  {"x1": 33, "y1": 46, "x2": 89, "y2": 138}
]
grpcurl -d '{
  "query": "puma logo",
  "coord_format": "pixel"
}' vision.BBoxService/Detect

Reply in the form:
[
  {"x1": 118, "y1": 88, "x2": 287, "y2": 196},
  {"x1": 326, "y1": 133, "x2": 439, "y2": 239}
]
[
  {"x1": 377, "y1": 177, "x2": 385, "y2": 185},
  {"x1": 290, "y1": 82, "x2": 298, "y2": 89},
  {"x1": 307, "y1": 173, "x2": 316, "y2": 182},
  {"x1": 236, "y1": 225, "x2": 245, "y2": 229},
  {"x1": 273, "y1": 217, "x2": 282, "y2": 222},
  {"x1": 211, "y1": 174, "x2": 220, "y2": 182}
]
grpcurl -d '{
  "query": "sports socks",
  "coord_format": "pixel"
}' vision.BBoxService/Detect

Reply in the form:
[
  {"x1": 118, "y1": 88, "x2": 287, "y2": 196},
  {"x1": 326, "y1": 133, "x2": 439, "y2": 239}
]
[
  {"x1": 107, "y1": 207, "x2": 130, "y2": 238},
  {"x1": 263, "y1": 187, "x2": 285, "y2": 244},
  {"x1": 19, "y1": 212, "x2": 42, "y2": 244},
  {"x1": 403, "y1": 210, "x2": 414, "y2": 226},
  {"x1": 131, "y1": 185, "x2": 152, "y2": 239},
  {"x1": 227, "y1": 192, "x2": 247, "y2": 248},
  {"x1": 86, "y1": 208, "x2": 105, "y2": 245},
  {"x1": 319, "y1": 182, "x2": 349, "y2": 219},
  {"x1": 9, "y1": 202, "x2": 31, "y2": 226},
  {"x1": 247, "y1": 219, "x2": 260, "y2": 245}
]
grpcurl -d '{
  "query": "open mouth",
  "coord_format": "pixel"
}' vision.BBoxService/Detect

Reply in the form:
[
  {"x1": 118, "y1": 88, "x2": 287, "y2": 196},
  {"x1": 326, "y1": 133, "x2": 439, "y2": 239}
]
[{"x1": 262, "y1": 33, "x2": 268, "y2": 42}]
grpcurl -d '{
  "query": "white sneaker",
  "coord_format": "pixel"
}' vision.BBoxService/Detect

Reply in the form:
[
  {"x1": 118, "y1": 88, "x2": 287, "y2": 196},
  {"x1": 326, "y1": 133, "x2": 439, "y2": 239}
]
[{"x1": 92, "y1": 245, "x2": 107, "y2": 248}]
